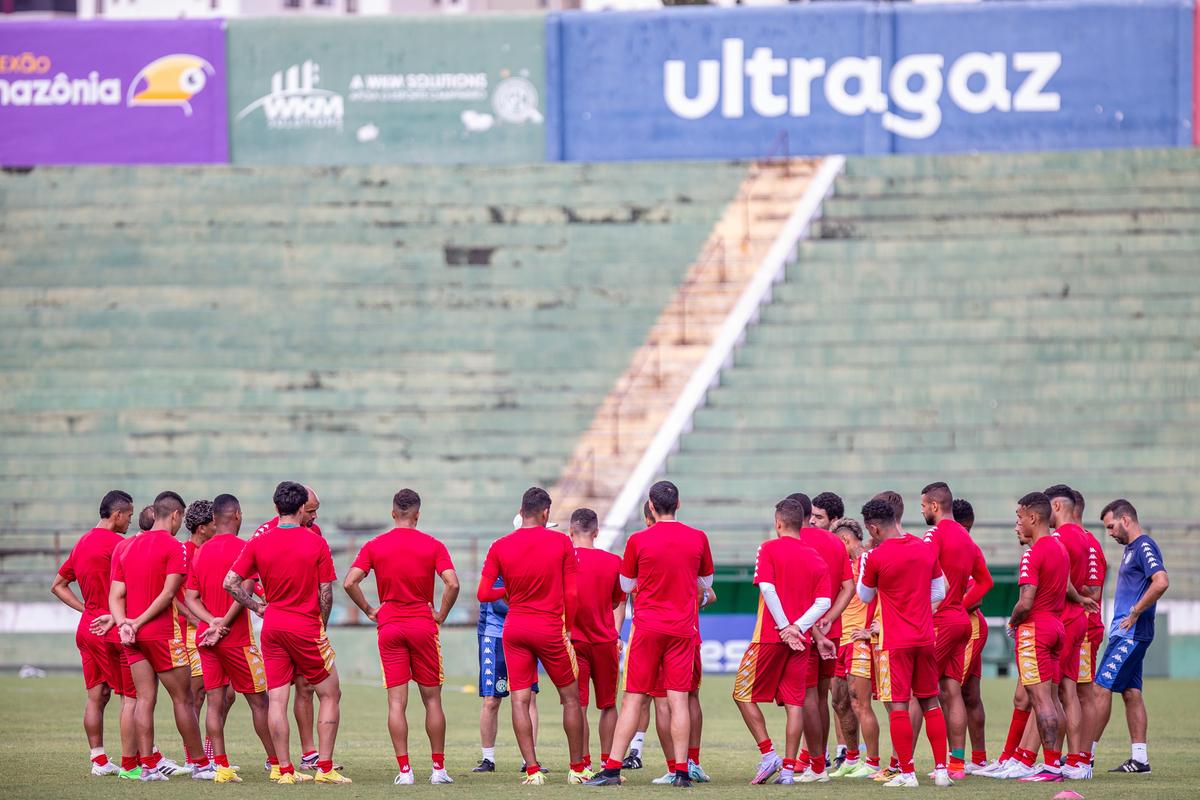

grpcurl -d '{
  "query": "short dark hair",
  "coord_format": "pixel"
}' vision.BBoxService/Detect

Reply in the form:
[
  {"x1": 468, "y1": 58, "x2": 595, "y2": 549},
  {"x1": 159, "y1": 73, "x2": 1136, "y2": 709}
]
[
  {"x1": 520, "y1": 486, "x2": 552, "y2": 517},
  {"x1": 570, "y1": 508, "x2": 598, "y2": 534},
  {"x1": 873, "y1": 490, "x2": 904, "y2": 520},
  {"x1": 832, "y1": 518, "x2": 864, "y2": 542},
  {"x1": 775, "y1": 497, "x2": 809, "y2": 532},
  {"x1": 273, "y1": 481, "x2": 308, "y2": 516},
  {"x1": 184, "y1": 500, "x2": 214, "y2": 533},
  {"x1": 648, "y1": 481, "x2": 679, "y2": 516},
  {"x1": 1044, "y1": 484, "x2": 1076, "y2": 507},
  {"x1": 785, "y1": 492, "x2": 812, "y2": 521},
  {"x1": 153, "y1": 490, "x2": 185, "y2": 519},
  {"x1": 1100, "y1": 498, "x2": 1138, "y2": 523},
  {"x1": 861, "y1": 498, "x2": 896, "y2": 526},
  {"x1": 812, "y1": 492, "x2": 844, "y2": 521},
  {"x1": 212, "y1": 493, "x2": 240, "y2": 518},
  {"x1": 99, "y1": 490, "x2": 133, "y2": 519},
  {"x1": 1018, "y1": 491, "x2": 1052, "y2": 523},
  {"x1": 921, "y1": 481, "x2": 953, "y2": 509},
  {"x1": 1072, "y1": 489, "x2": 1085, "y2": 513},
  {"x1": 951, "y1": 498, "x2": 975, "y2": 531},
  {"x1": 642, "y1": 500, "x2": 654, "y2": 523},
  {"x1": 138, "y1": 506, "x2": 156, "y2": 532},
  {"x1": 393, "y1": 488, "x2": 421, "y2": 516}
]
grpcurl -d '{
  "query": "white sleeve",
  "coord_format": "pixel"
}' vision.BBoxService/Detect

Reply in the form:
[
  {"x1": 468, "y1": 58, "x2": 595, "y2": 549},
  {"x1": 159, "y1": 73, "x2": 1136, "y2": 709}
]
[
  {"x1": 698, "y1": 574, "x2": 714, "y2": 589},
  {"x1": 620, "y1": 575, "x2": 638, "y2": 593},
  {"x1": 856, "y1": 575, "x2": 876, "y2": 604},
  {"x1": 793, "y1": 597, "x2": 832, "y2": 633},
  {"x1": 758, "y1": 582, "x2": 790, "y2": 629},
  {"x1": 930, "y1": 575, "x2": 946, "y2": 603}
]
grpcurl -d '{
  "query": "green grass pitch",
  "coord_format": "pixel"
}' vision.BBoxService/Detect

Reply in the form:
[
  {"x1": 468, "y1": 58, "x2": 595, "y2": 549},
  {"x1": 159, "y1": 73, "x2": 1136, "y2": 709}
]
[{"x1": 2, "y1": 674, "x2": 1195, "y2": 799}]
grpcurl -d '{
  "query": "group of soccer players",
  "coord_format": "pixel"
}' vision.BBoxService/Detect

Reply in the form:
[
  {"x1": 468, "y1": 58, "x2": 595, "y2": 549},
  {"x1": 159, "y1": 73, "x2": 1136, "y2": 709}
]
[{"x1": 52, "y1": 476, "x2": 1169, "y2": 788}]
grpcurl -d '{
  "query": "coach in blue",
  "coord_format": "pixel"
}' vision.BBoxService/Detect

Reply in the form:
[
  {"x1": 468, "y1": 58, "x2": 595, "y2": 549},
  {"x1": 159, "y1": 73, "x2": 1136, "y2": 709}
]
[
  {"x1": 474, "y1": 576, "x2": 542, "y2": 772},
  {"x1": 1093, "y1": 499, "x2": 1169, "y2": 775}
]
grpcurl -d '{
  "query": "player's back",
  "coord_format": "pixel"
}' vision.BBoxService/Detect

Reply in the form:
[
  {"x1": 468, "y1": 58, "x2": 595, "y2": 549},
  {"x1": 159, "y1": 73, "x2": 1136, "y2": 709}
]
[
  {"x1": 64, "y1": 527, "x2": 124, "y2": 620},
  {"x1": 112, "y1": 529, "x2": 187, "y2": 639},
  {"x1": 1022, "y1": 535, "x2": 1069, "y2": 620},
  {"x1": 190, "y1": 533, "x2": 254, "y2": 642},
  {"x1": 485, "y1": 526, "x2": 575, "y2": 626},
  {"x1": 865, "y1": 533, "x2": 939, "y2": 649},
  {"x1": 799, "y1": 526, "x2": 852, "y2": 637},
  {"x1": 353, "y1": 527, "x2": 454, "y2": 624},
  {"x1": 573, "y1": 547, "x2": 624, "y2": 643},
  {"x1": 924, "y1": 518, "x2": 979, "y2": 623},
  {"x1": 241, "y1": 525, "x2": 334, "y2": 633},
  {"x1": 622, "y1": 520, "x2": 714, "y2": 636},
  {"x1": 752, "y1": 537, "x2": 830, "y2": 644}
]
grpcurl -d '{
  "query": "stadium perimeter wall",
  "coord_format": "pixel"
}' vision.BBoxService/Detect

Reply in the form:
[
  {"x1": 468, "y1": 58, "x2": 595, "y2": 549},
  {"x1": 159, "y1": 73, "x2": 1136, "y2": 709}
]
[{"x1": 0, "y1": 0, "x2": 1196, "y2": 165}]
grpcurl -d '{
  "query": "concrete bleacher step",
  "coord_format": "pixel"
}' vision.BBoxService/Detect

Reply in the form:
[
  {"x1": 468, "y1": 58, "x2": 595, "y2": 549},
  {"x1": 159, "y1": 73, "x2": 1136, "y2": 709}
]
[
  {"x1": 823, "y1": 190, "x2": 1200, "y2": 218},
  {"x1": 816, "y1": 210, "x2": 1200, "y2": 240},
  {"x1": 841, "y1": 147, "x2": 1198, "y2": 178}
]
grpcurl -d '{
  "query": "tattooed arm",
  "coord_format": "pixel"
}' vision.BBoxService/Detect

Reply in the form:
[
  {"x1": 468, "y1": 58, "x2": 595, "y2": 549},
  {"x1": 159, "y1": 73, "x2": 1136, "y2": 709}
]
[
  {"x1": 318, "y1": 581, "x2": 333, "y2": 626},
  {"x1": 224, "y1": 569, "x2": 266, "y2": 617}
]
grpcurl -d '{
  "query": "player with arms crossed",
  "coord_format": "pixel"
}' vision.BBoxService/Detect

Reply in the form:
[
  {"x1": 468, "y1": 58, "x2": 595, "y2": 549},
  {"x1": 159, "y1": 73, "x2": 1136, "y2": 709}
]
[{"x1": 343, "y1": 488, "x2": 460, "y2": 785}]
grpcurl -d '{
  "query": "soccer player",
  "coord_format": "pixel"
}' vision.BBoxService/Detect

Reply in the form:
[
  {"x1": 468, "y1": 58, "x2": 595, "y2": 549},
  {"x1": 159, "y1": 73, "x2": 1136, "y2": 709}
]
[
  {"x1": 856, "y1": 498, "x2": 951, "y2": 788},
  {"x1": 920, "y1": 482, "x2": 993, "y2": 779},
  {"x1": 183, "y1": 493, "x2": 273, "y2": 784},
  {"x1": 827, "y1": 518, "x2": 881, "y2": 779},
  {"x1": 108, "y1": 490, "x2": 210, "y2": 781},
  {"x1": 734, "y1": 496, "x2": 831, "y2": 785},
  {"x1": 951, "y1": 498, "x2": 992, "y2": 774},
  {"x1": 1093, "y1": 499, "x2": 1168, "y2": 774},
  {"x1": 343, "y1": 489, "x2": 460, "y2": 785},
  {"x1": 621, "y1": 501, "x2": 657, "y2": 771},
  {"x1": 809, "y1": 491, "x2": 852, "y2": 769},
  {"x1": 51, "y1": 490, "x2": 136, "y2": 777},
  {"x1": 568, "y1": 508, "x2": 626, "y2": 776},
  {"x1": 226, "y1": 481, "x2": 349, "y2": 785},
  {"x1": 586, "y1": 480, "x2": 715, "y2": 788},
  {"x1": 138, "y1": 505, "x2": 155, "y2": 534},
  {"x1": 810, "y1": 491, "x2": 843, "y2": 531},
  {"x1": 180, "y1": 500, "x2": 216, "y2": 760},
  {"x1": 1068, "y1": 488, "x2": 1108, "y2": 777},
  {"x1": 477, "y1": 487, "x2": 585, "y2": 785}
]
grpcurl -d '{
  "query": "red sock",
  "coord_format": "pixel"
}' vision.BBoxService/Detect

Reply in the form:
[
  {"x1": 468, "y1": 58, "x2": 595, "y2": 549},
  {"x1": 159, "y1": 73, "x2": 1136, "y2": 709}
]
[
  {"x1": 923, "y1": 707, "x2": 948, "y2": 770},
  {"x1": 1016, "y1": 747, "x2": 1037, "y2": 767},
  {"x1": 280, "y1": 763, "x2": 295, "y2": 776},
  {"x1": 570, "y1": 761, "x2": 585, "y2": 773},
  {"x1": 1077, "y1": 751, "x2": 1091, "y2": 766},
  {"x1": 889, "y1": 709, "x2": 915, "y2": 774},
  {"x1": 91, "y1": 753, "x2": 109, "y2": 766},
  {"x1": 889, "y1": 754, "x2": 900, "y2": 770},
  {"x1": 432, "y1": 753, "x2": 444, "y2": 771},
  {"x1": 845, "y1": 749, "x2": 859, "y2": 762},
  {"x1": 812, "y1": 754, "x2": 827, "y2": 775},
  {"x1": 757, "y1": 738, "x2": 773, "y2": 755},
  {"x1": 268, "y1": 755, "x2": 279, "y2": 766},
  {"x1": 1002, "y1": 709, "x2": 1031, "y2": 761},
  {"x1": 599, "y1": 753, "x2": 608, "y2": 765},
  {"x1": 782, "y1": 758, "x2": 796, "y2": 772},
  {"x1": 949, "y1": 755, "x2": 965, "y2": 771},
  {"x1": 215, "y1": 754, "x2": 230, "y2": 769},
  {"x1": 604, "y1": 758, "x2": 622, "y2": 771},
  {"x1": 1065, "y1": 753, "x2": 1080, "y2": 767},
  {"x1": 688, "y1": 747, "x2": 700, "y2": 764},
  {"x1": 193, "y1": 756, "x2": 210, "y2": 769},
  {"x1": 1045, "y1": 750, "x2": 1061, "y2": 770},
  {"x1": 397, "y1": 754, "x2": 410, "y2": 772},
  {"x1": 121, "y1": 755, "x2": 137, "y2": 771},
  {"x1": 140, "y1": 755, "x2": 156, "y2": 770},
  {"x1": 971, "y1": 750, "x2": 987, "y2": 766},
  {"x1": 526, "y1": 764, "x2": 541, "y2": 776},
  {"x1": 317, "y1": 759, "x2": 333, "y2": 774},
  {"x1": 665, "y1": 760, "x2": 675, "y2": 772},
  {"x1": 150, "y1": 751, "x2": 163, "y2": 768},
  {"x1": 583, "y1": 754, "x2": 592, "y2": 769},
  {"x1": 798, "y1": 749, "x2": 811, "y2": 769},
  {"x1": 866, "y1": 756, "x2": 880, "y2": 768}
]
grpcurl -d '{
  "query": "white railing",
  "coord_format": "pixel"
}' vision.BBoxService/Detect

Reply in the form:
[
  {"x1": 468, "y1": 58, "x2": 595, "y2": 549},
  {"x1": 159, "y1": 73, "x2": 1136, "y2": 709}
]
[{"x1": 597, "y1": 155, "x2": 846, "y2": 549}]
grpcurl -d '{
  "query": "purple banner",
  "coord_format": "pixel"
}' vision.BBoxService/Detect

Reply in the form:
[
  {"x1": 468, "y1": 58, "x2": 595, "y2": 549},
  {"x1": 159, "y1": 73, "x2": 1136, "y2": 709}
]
[{"x1": 0, "y1": 20, "x2": 228, "y2": 165}]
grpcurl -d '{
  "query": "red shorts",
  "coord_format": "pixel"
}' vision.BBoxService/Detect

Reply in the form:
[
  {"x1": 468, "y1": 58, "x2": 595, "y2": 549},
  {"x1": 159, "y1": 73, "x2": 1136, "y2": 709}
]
[
  {"x1": 962, "y1": 615, "x2": 989, "y2": 682},
  {"x1": 77, "y1": 628, "x2": 136, "y2": 696},
  {"x1": 1060, "y1": 613, "x2": 1088, "y2": 683},
  {"x1": 733, "y1": 642, "x2": 808, "y2": 706},
  {"x1": 261, "y1": 626, "x2": 336, "y2": 690},
  {"x1": 124, "y1": 638, "x2": 190, "y2": 674},
  {"x1": 836, "y1": 641, "x2": 873, "y2": 681},
  {"x1": 934, "y1": 617, "x2": 972, "y2": 682},
  {"x1": 502, "y1": 620, "x2": 577, "y2": 692},
  {"x1": 1081, "y1": 621, "x2": 1105, "y2": 683},
  {"x1": 874, "y1": 646, "x2": 938, "y2": 703},
  {"x1": 647, "y1": 641, "x2": 701, "y2": 698},
  {"x1": 625, "y1": 626, "x2": 695, "y2": 695},
  {"x1": 806, "y1": 642, "x2": 837, "y2": 687},
  {"x1": 199, "y1": 641, "x2": 268, "y2": 694},
  {"x1": 379, "y1": 617, "x2": 444, "y2": 688},
  {"x1": 1016, "y1": 617, "x2": 1064, "y2": 686},
  {"x1": 575, "y1": 640, "x2": 620, "y2": 709}
]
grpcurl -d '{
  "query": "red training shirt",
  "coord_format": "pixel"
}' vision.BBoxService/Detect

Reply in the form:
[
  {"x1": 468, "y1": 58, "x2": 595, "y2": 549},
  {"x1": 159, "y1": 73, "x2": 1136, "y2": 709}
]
[
  {"x1": 1082, "y1": 528, "x2": 1107, "y2": 628},
  {"x1": 478, "y1": 526, "x2": 578, "y2": 630},
  {"x1": 620, "y1": 520, "x2": 714, "y2": 638},
  {"x1": 1018, "y1": 534, "x2": 1069, "y2": 622},
  {"x1": 351, "y1": 528, "x2": 455, "y2": 625},
  {"x1": 572, "y1": 547, "x2": 626, "y2": 644},
  {"x1": 798, "y1": 526, "x2": 853, "y2": 639},
  {"x1": 110, "y1": 530, "x2": 188, "y2": 640},
  {"x1": 924, "y1": 518, "x2": 989, "y2": 626},
  {"x1": 255, "y1": 517, "x2": 323, "y2": 538},
  {"x1": 1054, "y1": 523, "x2": 1091, "y2": 623},
  {"x1": 231, "y1": 525, "x2": 336, "y2": 637},
  {"x1": 751, "y1": 536, "x2": 831, "y2": 645},
  {"x1": 59, "y1": 527, "x2": 126, "y2": 643},
  {"x1": 186, "y1": 533, "x2": 255, "y2": 647},
  {"x1": 860, "y1": 533, "x2": 943, "y2": 650}
]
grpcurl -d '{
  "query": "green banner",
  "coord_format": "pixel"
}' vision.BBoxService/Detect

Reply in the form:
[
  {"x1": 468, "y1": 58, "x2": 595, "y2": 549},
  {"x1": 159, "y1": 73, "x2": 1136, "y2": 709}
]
[{"x1": 228, "y1": 16, "x2": 546, "y2": 164}]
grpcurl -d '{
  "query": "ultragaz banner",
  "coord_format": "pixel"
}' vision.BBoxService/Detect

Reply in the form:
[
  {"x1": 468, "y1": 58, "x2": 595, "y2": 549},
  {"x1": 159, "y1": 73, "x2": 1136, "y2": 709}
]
[
  {"x1": 227, "y1": 16, "x2": 547, "y2": 164},
  {"x1": 549, "y1": 0, "x2": 1195, "y2": 160},
  {"x1": 0, "y1": 20, "x2": 228, "y2": 165}
]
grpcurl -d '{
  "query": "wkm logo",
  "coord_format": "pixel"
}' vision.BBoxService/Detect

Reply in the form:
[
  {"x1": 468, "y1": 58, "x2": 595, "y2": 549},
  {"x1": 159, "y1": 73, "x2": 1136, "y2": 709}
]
[{"x1": 236, "y1": 60, "x2": 343, "y2": 130}]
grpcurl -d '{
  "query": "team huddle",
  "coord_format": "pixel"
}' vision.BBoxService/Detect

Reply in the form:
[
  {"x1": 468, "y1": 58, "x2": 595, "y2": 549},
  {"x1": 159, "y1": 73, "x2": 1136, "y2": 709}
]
[{"x1": 51, "y1": 478, "x2": 1169, "y2": 788}]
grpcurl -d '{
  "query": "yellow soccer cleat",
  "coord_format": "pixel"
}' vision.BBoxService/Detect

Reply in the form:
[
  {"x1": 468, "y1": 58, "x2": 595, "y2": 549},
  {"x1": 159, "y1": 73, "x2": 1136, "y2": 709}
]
[
  {"x1": 215, "y1": 766, "x2": 243, "y2": 784},
  {"x1": 269, "y1": 765, "x2": 282, "y2": 782},
  {"x1": 568, "y1": 768, "x2": 595, "y2": 784},
  {"x1": 276, "y1": 772, "x2": 297, "y2": 785},
  {"x1": 874, "y1": 767, "x2": 901, "y2": 782},
  {"x1": 521, "y1": 770, "x2": 546, "y2": 786},
  {"x1": 314, "y1": 768, "x2": 353, "y2": 785}
]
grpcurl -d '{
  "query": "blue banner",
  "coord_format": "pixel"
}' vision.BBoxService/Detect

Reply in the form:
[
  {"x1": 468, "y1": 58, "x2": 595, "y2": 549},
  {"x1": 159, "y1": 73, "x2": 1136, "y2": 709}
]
[
  {"x1": 621, "y1": 614, "x2": 756, "y2": 673},
  {"x1": 550, "y1": 0, "x2": 1195, "y2": 161}
]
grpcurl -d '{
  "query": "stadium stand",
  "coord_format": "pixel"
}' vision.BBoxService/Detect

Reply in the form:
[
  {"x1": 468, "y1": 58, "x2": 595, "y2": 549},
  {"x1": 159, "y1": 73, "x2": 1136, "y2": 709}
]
[
  {"x1": 652, "y1": 148, "x2": 1200, "y2": 596},
  {"x1": 0, "y1": 161, "x2": 747, "y2": 604}
]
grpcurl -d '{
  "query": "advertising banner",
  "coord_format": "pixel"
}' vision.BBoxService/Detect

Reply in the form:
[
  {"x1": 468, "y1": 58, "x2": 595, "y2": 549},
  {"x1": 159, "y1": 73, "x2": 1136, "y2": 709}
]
[
  {"x1": 228, "y1": 16, "x2": 546, "y2": 164},
  {"x1": 0, "y1": 20, "x2": 228, "y2": 165},
  {"x1": 622, "y1": 614, "x2": 755, "y2": 674},
  {"x1": 551, "y1": 0, "x2": 1195, "y2": 161}
]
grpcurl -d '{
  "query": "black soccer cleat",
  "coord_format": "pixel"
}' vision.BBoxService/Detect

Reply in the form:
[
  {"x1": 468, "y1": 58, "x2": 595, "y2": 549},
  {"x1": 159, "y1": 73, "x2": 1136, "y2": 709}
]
[
  {"x1": 1108, "y1": 759, "x2": 1151, "y2": 774},
  {"x1": 670, "y1": 775, "x2": 693, "y2": 788},
  {"x1": 520, "y1": 762, "x2": 549, "y2": 774},
  {"x1": 622, "y1": 750, "x2": 643, "y2": 770},
  {"x1": 472, "y1": 759, "x2": 496, "y2": 773},
  {"x1": 582, "y1": 770, "x2": 624, "y2": 786}
]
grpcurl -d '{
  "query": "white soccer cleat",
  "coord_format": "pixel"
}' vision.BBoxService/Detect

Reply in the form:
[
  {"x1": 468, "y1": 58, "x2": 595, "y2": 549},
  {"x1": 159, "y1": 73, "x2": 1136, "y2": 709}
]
[
  {"x1": 933, "y1": 768, "x2": 954, "y2": 787},
  {"x1": 1000, "y1": 761, "x2": 1039, "y2": 780},
  {"x1": 157, "y1": 756, "x2": 190, "y2": 776},
  {"x1": 798, "y1": 767, "x2": 830, "y2": 783},
  {"x1": 394, "y1": 770, "x2": 415, "y2": 785},
  {"x1": 750, "y1": 753, "x2": 782, "y2": 784},
  {"x1": 139, "y1": 766, "x2": 170, "y2": 782},
  {"x1": 882, "y1": 772, "x2": 919, "y2": 788},
  {"x1": 430, "y1": 768, "x2": 453, "y2": 784},
  {"x1": 91, "y1": 760, "x2": 121, "y2": 776},
  {"x1": 976, "y1": 758, "x2": 1011, "y2": 778},
  {"x1": 1061, "y1": 763, "x2": 1093, "y2": 780},
  {"x1": 191, "y1": 763, "x2": 217, "y2": 780},
  {"x1": 651, "y1": 772, "x2": 676, "y2": 785}
]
